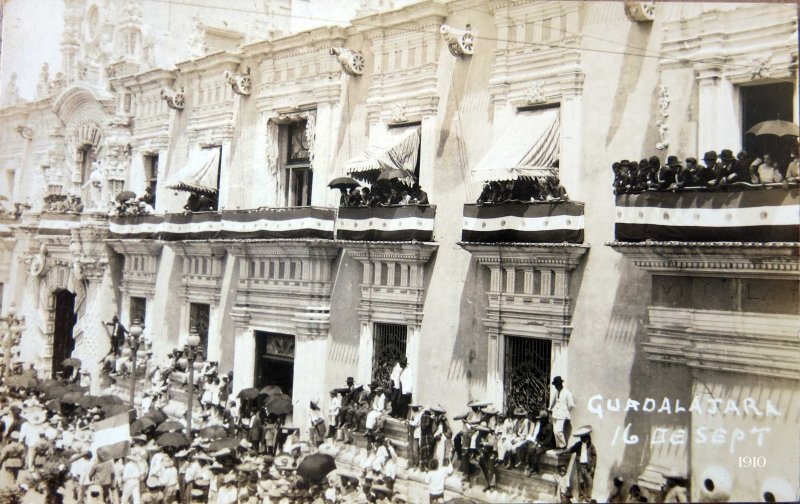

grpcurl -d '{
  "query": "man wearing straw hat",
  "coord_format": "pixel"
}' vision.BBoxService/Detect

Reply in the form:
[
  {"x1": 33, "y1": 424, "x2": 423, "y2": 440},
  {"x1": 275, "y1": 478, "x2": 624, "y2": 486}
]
[{"x1": 562, "y1": 424, "x2": 596, "y2": 502}]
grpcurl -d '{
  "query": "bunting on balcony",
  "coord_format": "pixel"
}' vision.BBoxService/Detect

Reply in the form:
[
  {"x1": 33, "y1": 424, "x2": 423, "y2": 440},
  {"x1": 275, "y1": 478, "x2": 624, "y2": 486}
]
[
  {"x1": 109, "y1": 208, "x2": 336, "y2": 240},
  {"x1": 472, "y1": 107, "x2": 560, "y2": 182},
  {"x1": 615, "y1": 188, "x2": 800, "y2": 242},
  {"x1": 164, "y1": 147, "x2": 221, "y2": 196},
  {"x1": 344, "y1": 126, "x2": 420, "y2": 183},
  {"x1": 336, "y1": 204, "x2": 435, "y2": 241},
  {"x1": 461, "y1": 201, "x2": 584, "y2": 243}
]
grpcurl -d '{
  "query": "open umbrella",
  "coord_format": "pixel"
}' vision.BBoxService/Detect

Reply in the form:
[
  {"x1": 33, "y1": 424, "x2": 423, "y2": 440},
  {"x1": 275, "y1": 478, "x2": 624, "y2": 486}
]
[
  {"x1": 62, "y1": 358, "x2": 82, "y2": 368},
  {"x1": 7, "y1": 375, "x2": 39, "y2": 390},
  {"x1": 156, "y1": 420, "x2": 185, "y2": 433},
  {"x1": 328, "y1": 176, "x2": 361, "y2": 190},
  {"x1": 157, "y1": 431, "x2": 189, "y2": 449},
  {"x1": 746, "y1": 120, "x2": 799, "y2": 137},
  {"x1": 104, "y1": 404, "x2": 132, "y2": 418},
  {"x1": 45, "y1": 398, "x2": 63, "y2": 413},
  {"x1": 265, "y1": 393, "x2": 293, "y2": 415},
  {"x1": 44, "y1": 385, "x2": 69, "y2": 400},
  {"x1": 297, "y1": 453, "x2": 336, "y2": 483},
  {"x1": 238, "y1": 387, "x2": 260, "y2": 400},
  {"x1": 259, "y1": 385, "x2": 282, "y2": 397},
  {"x1": 197, "y1": 425, "x2": 228, "y2": 440},
  {"x1": 94, "y1": 395, "x2": 124, "y2": 407},
  {"x1": 130, "y1": 418, "x2": 156, "y2": 435},
  {"x1": 376, "y1": 168, "x2": 409, "y2": 181},
  {"x1": 143, "y1": 409, "x2": 167, "y2": 424},
  {"x1": 209, "y1": 437, "x2": 239, "y2": 452},
  {"x1": 62, "y1": 391, "x2": 85, "y2": 405},
  {"x1": 116, "y1": 190, "x2": 137, "y2": 203}
]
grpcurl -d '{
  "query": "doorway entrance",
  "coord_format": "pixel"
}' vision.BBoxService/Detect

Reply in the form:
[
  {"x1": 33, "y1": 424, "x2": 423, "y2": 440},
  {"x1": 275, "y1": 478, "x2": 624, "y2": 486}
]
[
  {"x1": 52, "y1": 289, "x2": 77, "y2": 379},
  {"x1": 254, "y1": 331, "x2": 295, "y2": 397},
  {"x1": 504, "y1": 335, "x2": 552, "y2": 414}
]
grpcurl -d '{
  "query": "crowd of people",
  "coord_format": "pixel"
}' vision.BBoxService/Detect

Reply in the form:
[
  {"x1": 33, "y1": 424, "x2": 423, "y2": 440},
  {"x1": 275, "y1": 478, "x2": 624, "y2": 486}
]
[
  {"x1": 113, "y1": 188, "x2": 156, "y2": 217},
  {"x1": 42, "y1": 194, "x2": 84, "y2": 214},
  {"x1": 475, "y1": 175, "x2": 569, "y2": 205},
  {"x1": 338, "y1": 181, "x2": 429, "y2": 208},
  {"x1": 612, "y1": 149, "x2": 800, "y2": 194}
]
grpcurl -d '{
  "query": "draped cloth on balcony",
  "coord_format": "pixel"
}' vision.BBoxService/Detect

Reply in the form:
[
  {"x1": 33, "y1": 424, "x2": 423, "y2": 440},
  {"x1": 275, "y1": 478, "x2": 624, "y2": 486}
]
[
  {"x1": 472, "y1": 107, "x2": 560, "y2": 182},
  {"x1": 165, "y1": 147, "x2": 221, "y2": 196},
  {"x1": 344, "y1": 126, "x2": 420, "y2": 183}
]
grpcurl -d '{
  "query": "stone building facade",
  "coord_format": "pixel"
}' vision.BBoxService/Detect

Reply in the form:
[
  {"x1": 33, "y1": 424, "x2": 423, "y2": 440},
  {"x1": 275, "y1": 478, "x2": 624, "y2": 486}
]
[{"x1": 1, "y1": 1, "x2": 798, "y2": 501}]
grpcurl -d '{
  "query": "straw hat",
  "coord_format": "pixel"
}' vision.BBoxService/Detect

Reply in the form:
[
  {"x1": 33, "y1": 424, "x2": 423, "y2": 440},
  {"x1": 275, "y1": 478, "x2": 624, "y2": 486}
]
[
  {"x1": 223, "y1": 473, "x2": 237, "y2": 484},
  {"x1": 572, "y1": 425, "x2": 593, "y2": 437},
  {"x1": 481, "y1": 406, "x2": 499, "y2": 415}
]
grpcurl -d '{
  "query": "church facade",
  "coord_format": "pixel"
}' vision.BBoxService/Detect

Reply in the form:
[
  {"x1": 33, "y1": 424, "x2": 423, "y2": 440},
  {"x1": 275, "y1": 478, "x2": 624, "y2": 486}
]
[{"x1": 1, "y1": 1, "x2": 798, "y2": 501}]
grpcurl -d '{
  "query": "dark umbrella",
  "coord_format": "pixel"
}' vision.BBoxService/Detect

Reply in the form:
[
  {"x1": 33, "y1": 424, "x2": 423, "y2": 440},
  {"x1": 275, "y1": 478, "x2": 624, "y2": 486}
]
[
  {"x1": 157, "y1": 431, "x2": 189, "y2": 449},
  {"x1": 130, "y1": 418, "x2": 156, "y2": 435},
  {"x1": 143, "y1": 409, "x2": 167, "y2": 424},
  {"x1": 94, "y1": 395, "x2": 124, "y2": 406},
  {"x1": 62, "y1": 391, "x2": 85, "y2": 405},
  {"x1": 297, "y1": 453, "x2": 336, "y2": 483},
  {"x1": 238, "y1": 387, "x2": 260, "y2": 400},
  {"x1": 265, "y1": 393, "x2": 293, "y2": 415},
  {"x1": 44, "y1": 385, "x2": 69, "y2": 400},
  {"x1": 45, "y1": 398, "x2": 63, "y2": 413},
  {"x1": 62, "y1": 358, "x2": 82, "y2": 368},
  {"x1": 104, "y1": 404, "x2": 132, "y2": 418},
  {"x1": 259, "y1": 385, "x2": 282, "y2": 397},
  {"x1": 116, "y1": 190, "x2": 137, "y2": 203},
  {"x1": 209, "y1": 437, "x2": 239, "y2": 452},
  {"x1": 156, "y1": 420, "x2": 185, "y2": 433},
  {"x1": 746, "y1": 119, "x2": 799, "y2": 137},
  {"x1": 197, "y1": 425, "x2": 228, "y2": 440},
  {"x1": 37, "y1": 378, "x2": 63, "y2": 393},
  {"x1": 7, "y1": 375, "x2": 39, "y2": 390},
  {"x1": 328, "y1": 176, "x2": 361, "y2": 190}
]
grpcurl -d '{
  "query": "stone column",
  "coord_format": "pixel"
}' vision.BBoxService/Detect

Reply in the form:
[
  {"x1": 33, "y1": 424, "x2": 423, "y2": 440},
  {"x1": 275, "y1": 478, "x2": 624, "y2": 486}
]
[
  {"x1": 292, "y1": 306, "x2": 331, "y2": 437},
  {"x1": 230, "y1": 322, "x2": 255, "y2": 397}
]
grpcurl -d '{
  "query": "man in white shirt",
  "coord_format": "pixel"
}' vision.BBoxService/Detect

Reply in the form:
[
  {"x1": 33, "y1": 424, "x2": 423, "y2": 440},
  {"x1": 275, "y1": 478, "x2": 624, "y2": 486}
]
[
  {"x1": 70, "y1": 451, "x2": 94, "y2": 502},
  {"x1": 389, "y1": 357, "x2": 413, "y2": 419},
  {"x1": 548, "y1": 376, "x2": 574, "y2": 449},
  {"x1": 120, "y1": 454, "x2": 142, "y2": 504},
  {"x1": 407, "y1": 403, "x2": 424, "y2": 469},
  {"x1": 426, "y1": 458, "x2": 453, "y2": 502}
]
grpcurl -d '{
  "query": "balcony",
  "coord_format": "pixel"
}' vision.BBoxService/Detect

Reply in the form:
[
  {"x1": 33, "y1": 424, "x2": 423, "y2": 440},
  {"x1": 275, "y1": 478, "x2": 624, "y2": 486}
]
[
  {"x1": 614, "y1": 187, "x2": 799, "y2": 243},
  {"x1": 336, "y1": 204, "x2": 435, "y2": 241},
  {"x1": 109, "y1": 207, "x2": 336, "y2": 241},
  {"x1": 461, "y1": 201, "x2": 584, "y2": 243}
]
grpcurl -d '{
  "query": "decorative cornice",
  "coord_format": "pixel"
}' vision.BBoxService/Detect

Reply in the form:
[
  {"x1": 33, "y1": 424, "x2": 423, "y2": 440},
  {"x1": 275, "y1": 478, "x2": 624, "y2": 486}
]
[
  {"x1": 608, "y1": 242, "x2": 800, "y2": 277},
  {"x1": 461, "y1": 243, "x2": 588, "y2": 270},
  {"x1": 329, "y1": 47, "x2": 366, "y2": 76},
  {"x1": 106, "y1": 239, "x2": 164, "y2": 256},
  {"x1": 440, "y1": 24, "x2": 475, "y2": 57},
  {"x1": 344, "y1": 242, "x2": 437, "y2": 263}
]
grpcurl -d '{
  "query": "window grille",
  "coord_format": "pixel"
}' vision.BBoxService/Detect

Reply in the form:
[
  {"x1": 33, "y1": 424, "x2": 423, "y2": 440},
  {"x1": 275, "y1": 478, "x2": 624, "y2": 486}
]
[
  {"x1": 504, "y1": 335, "x2": 551, "y2": 414},
  {"x1": 189, "y1": 302, "x2": 210, "y2": 358},
  {"x1": 372, "y1": 323, "x2": 407, "y2": 386},
  {"x1": 129, "y1": 297, "x2": 146, "y2": 325}
]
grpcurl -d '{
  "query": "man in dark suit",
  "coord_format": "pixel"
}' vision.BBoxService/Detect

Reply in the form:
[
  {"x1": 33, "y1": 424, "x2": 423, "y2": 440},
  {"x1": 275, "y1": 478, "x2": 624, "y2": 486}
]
[
  {"x1": 104, "y1": 316, "x2": 128, "y2": 356},
  {"x1": 525, "y1": 410, "x2": 555, "y2": 475}
]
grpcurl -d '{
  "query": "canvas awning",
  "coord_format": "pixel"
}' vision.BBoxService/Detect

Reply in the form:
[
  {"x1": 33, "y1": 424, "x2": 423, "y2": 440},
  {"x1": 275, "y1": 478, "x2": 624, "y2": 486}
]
[
  {"x1": 472, "y1": 107, "x2": 560, "y2": 181},
  {"x1": 165, "y1": 147, "x2": 221, "y2": 195},
  {"x1": 344, "y1": 126, "x2": 420, "y2": 182}
]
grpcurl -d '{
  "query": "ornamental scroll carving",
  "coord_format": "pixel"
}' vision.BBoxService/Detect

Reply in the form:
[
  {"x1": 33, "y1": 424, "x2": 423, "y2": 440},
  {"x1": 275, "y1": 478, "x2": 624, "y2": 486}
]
[
  {"x1": 161, "y1": 87, "x2": 185, "y2": 110},
  {"x1": 624, "y1": 2, "x2": 655, "y2": 22},
  {"x1": 17, "y1": 126, "x2": 33, "y2": 141},
  {"x1": 224, "y1": 68, "x2": 252, "y2": 96},
  {"x1": 441, "y1": 24, "x2": 475, "y2": 57},
  {"x1": 525, "y1": 82, "x2": 547, "y2": 105},
  {"x1": 329, "y1": 47, "x2": 365, "y2": 76},
  {"x1": 656, "y1": 85, "x2": 670, "y2": 150}
]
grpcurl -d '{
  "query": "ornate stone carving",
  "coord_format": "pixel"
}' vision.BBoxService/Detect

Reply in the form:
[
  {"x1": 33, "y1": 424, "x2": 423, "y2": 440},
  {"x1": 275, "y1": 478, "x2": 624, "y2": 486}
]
[
  {"x1": 329, "y1": 47, "x2": 366, "y2": 76},
  {"x1": 440, "y1": 24, "x2": 475, "y2": 57},
  {"x1": 525, "y1": 81, "x2": 547, "y2": 105},
  {"x1": 656, "y1": 85, "x2": 670, "y2": 150},
  {"x1": 37, "y1": 63, "x2": 51, "y2": 99},
  {"x1": 187, "y1": 15, "x2": 207, "y2": 58},
  {"x1": 28, "y1": 246, "x2": 48, "y2": 278},
  {"x1": 749, "y1": 57, "x2": 770, "y2": 79},
  {"x1": 624, "y1": 1, "x2": 655, "y2": 22},
  {"x1": 223, "y1": 68, "x2": 252, "y2": 96},
  {"x1": 390, "y1": 102, "x2": 408, "y2": 124},
  {"x1": 16, "y1": 126, "x2": 33, "y2": 141},
  {"x1": 161, "y1": 87, "x2": 185, "y2": 110},
  {"x1": 2, "y1": 73, "x2": 20, "y2": 107}
]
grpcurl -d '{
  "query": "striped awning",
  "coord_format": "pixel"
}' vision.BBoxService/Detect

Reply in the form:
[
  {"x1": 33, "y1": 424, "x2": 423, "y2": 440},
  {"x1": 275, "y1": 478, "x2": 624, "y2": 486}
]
[
  {"x1": 472, "y1": 107, "x2": 560, "y2": 182},
  {"x1": 344, "y1": 126, "x2": 420, "y2": 182},
  {"x1": 165, "y1": 147, "x2": 221, "y2": 196}
]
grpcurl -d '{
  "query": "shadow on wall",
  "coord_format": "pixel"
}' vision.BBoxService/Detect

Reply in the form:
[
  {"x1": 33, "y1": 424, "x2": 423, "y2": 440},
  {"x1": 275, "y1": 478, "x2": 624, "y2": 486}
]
[
  {"x1": 605, "y1": 21, "x2": 654, "y2": 149},
  {"x1": 447, "y1": 255, "x2": 487, "y2": 391},
  {"x1": 326, "y1": 251, "x2": 361, "y2": 368}
]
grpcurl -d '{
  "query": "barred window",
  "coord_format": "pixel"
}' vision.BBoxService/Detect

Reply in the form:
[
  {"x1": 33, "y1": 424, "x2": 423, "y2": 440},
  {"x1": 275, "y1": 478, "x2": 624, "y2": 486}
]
[
  {"x1": 504, "y1": 335, "x2": 551, "y2": 414},
  {"x1": 372, "y1": 323, "x2": 407, "y2": 386}
]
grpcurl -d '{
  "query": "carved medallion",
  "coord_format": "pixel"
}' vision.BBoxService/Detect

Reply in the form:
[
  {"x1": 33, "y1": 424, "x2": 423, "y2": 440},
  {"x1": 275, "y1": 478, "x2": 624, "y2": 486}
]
[{"x1": 441, "y1": 24, "x2": 475, "y2": 57}]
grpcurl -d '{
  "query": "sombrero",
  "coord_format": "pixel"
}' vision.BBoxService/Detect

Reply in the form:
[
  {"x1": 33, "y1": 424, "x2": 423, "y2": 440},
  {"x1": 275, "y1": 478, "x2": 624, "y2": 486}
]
[
  {"x1": 663, "y1": 468, "x2": 687, "y2": 481},
  {"x1": 429, "y1": 403, "x2": 446, "y2": 414},
  {"x1": 513, "y1": 407, "x2": 527, "y2": 417},
  {"x1": 572, "y1": 425, "x2": 593, "y2": 437},
  {"x1": 273, "y1": 453, "x2": 297, "y2": 470},
  {"x1": 481, "y1": 406, "x2": 499, "y2": 415},
  {"x1": 468, "y1": 400, "x2": 491, "y2": 408}
]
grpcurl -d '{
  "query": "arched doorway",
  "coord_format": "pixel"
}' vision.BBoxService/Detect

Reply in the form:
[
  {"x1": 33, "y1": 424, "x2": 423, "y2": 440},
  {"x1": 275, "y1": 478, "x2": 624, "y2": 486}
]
[{"x1": 52, "y1": 289, "x2": 77, "y2": 379}]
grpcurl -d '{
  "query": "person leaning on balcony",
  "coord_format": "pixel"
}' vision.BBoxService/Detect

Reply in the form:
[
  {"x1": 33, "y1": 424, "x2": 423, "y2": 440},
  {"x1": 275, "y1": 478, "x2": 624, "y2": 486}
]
[
  {"x1": 410, "y1": 183, "x2": 429, "y2": 205},
  {"x1": 548, "y1": 376, "x2": 574, "y2": 449},
  {"x1": 752, "y1": 153, "x2": 785, "y2": 184},
  {"x1": 786, "y1": 149, "x2": 799, "y2": 183},
  {"x1": 703, "y1": 151, "x2": 724, "y2": 187},
  {"x1": 715, "y1": 149, "x2": 740, "y2": 185}
]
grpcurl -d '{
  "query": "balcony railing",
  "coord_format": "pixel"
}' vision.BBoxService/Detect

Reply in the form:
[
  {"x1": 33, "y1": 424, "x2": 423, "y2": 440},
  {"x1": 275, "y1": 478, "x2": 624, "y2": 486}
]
[
  {"x1": 109, "y1": 207, "x2": 337, "y2": 240},
  {"x1": 336, "y1": 204, "x2": 435, "y2": 241},
  {"x1": 461, "y1": 201, "x2": 585, "y2": 243},
  {"x1": 614, "y1": 186, "x2": 799, "y2": 242}
]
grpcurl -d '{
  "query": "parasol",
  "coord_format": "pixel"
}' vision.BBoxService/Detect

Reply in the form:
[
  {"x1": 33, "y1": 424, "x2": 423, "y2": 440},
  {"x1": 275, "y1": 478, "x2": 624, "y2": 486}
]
[
  {"x1": 61, "y1": 391, "x2": 85, "y2": 405},
  {"x1": 116, "y1": 190, "x2": 137, "y2": 203},
  {"x1": 44, "y1": 385, "x2": 69, "y2": 400},
  {"x1": 7, "y1": 375, "x2": 39, "y2": 390},
  {"x1": 328, "y1": 176, "x2": 361, "y2": 190},
  {"x1": 259, "y1": 385, "x2": 282, "y2": 397},
  {"x1": 197, "y1": 425, "x2": 228, "y2": 440},
  {"x1": 265, "y1": 393, "x2": 293, "y2": 415},
  {"x1": 238, "y1": 387, "x2": 260, "y2": 400},
  {"x1": 297, "y1": 453, "x2": 336, "y2": 483},
  {"x1": 93, "y1": 395, "x2": 124, "y2": 407},
  {"x1": 376, "y1": 168, "x2": 410, "y2": 182},
  {"x1": 143, "y1": 409, "x2": 167, "y2": 424},
  {"x1": 62, "y1": 358, "x2": 82, "y2": 368},
  {"x1": 104, "y1": 404, "x2": 132, "y2": 418},
  {"x1": 209, "y1": 437, "x2": 239, "y2": 452},
  {"x1": 156, "y1": 420, "x2": 185, "y2": 433},
  {"x1": 745, "y1": 120, "x2": 799, "y2": 137},
  {"x1": 130, "y1": 417, "x2": 156, "y2": 435},
  {"x1": 157, "y1": 431, "x2": 190, "y2": 449},
  {"x1": 45, "y1": 398, "x2": 63, "y2": 413}
]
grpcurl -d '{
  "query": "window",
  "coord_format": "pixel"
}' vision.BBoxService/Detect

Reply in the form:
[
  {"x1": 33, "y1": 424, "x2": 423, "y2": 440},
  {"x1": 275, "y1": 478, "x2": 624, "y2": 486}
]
[
  {"x1": 741, "y1": 82, "x2": 796, "y2": 163},
  {"x1": 189, "y1": 302, "x2": 210, "y2": 358},
  {"x1": 144, "y1": 154, "x2": 158, "y2": 207},
  {"x1": 504, "y1": 336, "x2": 551, "y2": 414},
  {"x1": 254, "y1": 331, "x2": 295, "y2": 396},
  {"x1": 129, "y1": 296, "x2": 146, "y2": 325},
  {"x1": 283, "y1": 121, "x2": 313, "y2": 206},
  {"x1": 372, "y1": 323, "x2": 407, "y2": 385}
]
